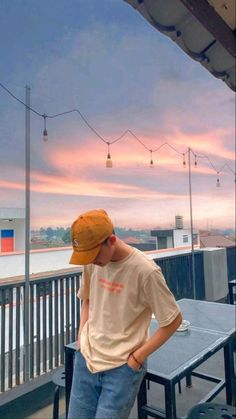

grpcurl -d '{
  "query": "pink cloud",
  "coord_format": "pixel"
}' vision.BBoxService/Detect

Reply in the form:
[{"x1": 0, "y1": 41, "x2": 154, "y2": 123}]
[{"x1": 0, "y1": 180, "x2": 25, "y2": 191}]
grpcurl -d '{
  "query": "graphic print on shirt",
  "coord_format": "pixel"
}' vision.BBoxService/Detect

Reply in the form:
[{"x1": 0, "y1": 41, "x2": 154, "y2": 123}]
[{"x1": 99, "y1": 277, "x2": 124, "y2": 294}]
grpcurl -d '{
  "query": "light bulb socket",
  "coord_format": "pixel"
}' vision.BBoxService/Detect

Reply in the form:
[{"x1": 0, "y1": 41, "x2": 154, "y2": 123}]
[
  {"x1": 43, "y1": 129, "x2": 48, "y2": 142},
  {"x1": 150, "y1": 159, "x2": 154, "y2": 167}
]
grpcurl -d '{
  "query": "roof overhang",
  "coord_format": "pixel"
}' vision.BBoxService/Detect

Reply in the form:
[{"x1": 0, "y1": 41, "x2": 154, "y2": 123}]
[{"x1": 124, "y1": 0, "x2": 236, "y2": 91}]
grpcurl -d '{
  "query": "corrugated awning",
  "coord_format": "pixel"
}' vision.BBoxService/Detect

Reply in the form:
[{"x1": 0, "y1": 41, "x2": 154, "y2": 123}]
[{"x1": 124, "y1": 0, "x2": 236, "y2": 91}]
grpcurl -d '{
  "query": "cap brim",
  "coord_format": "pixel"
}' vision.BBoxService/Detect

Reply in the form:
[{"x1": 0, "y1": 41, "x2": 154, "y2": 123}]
[{"x1": 69, "y1": 244, "x2": 101, "y2": 265}]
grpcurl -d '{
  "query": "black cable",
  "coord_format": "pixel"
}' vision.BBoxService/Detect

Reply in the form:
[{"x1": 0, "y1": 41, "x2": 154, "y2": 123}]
[
  {"x1": 0, "y1": 81, "x2": 234, "y2": 177},
  {"x1": 0, "y1": 82, "x2": 43, "y2": 117}
]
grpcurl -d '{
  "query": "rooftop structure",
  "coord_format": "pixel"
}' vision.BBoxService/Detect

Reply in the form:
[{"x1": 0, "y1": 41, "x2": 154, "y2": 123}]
[
  {"x1": 150, "y1": 216, "x2": 199, "y2": 250},
  {"x1": 0, "y1": 208, "x2": 25, "y2": 252},
  {"x1": 200, "y1": 234, "x2": 236, "y2": 248},
  {"x1": 124, "y1": 0, "x2": 236, "y2": 91}
]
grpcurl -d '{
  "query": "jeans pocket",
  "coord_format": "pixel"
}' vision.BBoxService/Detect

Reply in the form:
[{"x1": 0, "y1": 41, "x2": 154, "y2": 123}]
[{"x1": 125, "y1": 363, "x2": 143, "y2": 374}]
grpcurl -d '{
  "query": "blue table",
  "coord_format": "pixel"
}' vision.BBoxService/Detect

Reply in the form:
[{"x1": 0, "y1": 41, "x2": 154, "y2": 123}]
[
  {"x1": 178, "y1": 298, "x2": 235, "y2": 335},
  {"x1": 64, "y1": 299, "x2": 235, "y2": 419},
  {"x1": 138, "y1": 299, "x2": 235, "y2": 419},
  {"x1": 178, "y1": 299, "x2": 236, "y2": 404}
]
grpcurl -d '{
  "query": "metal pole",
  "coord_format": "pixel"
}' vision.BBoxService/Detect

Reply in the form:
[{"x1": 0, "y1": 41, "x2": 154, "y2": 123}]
[
  {"x1": 188, "y1": 147, "x2": 196, "y2": 299},
  {"x1": 24, "y1": 85, "x2": 30, "y2": 381}
]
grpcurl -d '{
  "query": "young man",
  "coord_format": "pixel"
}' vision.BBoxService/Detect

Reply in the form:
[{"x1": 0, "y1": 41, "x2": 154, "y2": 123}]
[{"x1": 68, "y1": 209, "x2": 182, "y2": 419}]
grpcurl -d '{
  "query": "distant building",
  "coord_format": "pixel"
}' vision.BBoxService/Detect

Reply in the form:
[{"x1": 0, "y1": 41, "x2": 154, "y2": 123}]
[
  {"x1": 0, "y1": 208, "x2": 25, "y2": 252},
  {"x1": 151, "y1": 216, "x2": 199, "y2": 250},
  {"x1": 124, "y1": 234, "x2": 157, "y2": 252},
  {"x1": 200, "y1": 235, "x2": 235, "y2": 248},
  {"x1": 128, "y1": 242, "x2": 156, "y2": 252}
]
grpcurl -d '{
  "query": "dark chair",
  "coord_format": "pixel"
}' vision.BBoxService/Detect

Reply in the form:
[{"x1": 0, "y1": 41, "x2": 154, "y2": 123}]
[
  {"x1": 228, "y1": 279, "x2": 236, "y2": 305},
  {"x1": 186, "y1": 402, "x2": 236, "y2": 419},
  {"x1": 52, "y1": 368, "x2": 66, "y2": 419}
]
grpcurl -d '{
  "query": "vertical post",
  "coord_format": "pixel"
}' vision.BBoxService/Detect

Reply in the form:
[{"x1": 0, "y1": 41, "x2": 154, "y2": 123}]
[
  {"x1": 188, "y1": 147, "x2": 196, "y2": 299},
  {"x1": 24, "y1": 85, "x2": 30, "y2": 382}
]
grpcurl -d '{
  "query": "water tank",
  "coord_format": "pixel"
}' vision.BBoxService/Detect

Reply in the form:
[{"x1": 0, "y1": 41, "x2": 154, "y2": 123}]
[{"x1": 175, "y1": 215, "x2": 183, "y2": 229}]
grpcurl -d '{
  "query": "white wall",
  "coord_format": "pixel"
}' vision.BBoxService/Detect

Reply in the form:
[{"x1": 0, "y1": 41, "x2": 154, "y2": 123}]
[
  {"x1": 0, "y1": 247, "x2": 230, "y2": 303},
  {"x1": 173, "y1": 229, "x2": 192, "y2": 247},
  {"x1": 0, "y1": 246, "x2": 200, "y2": 279},
  {"x1": 0, "y1": 247, "x2": 75, "y2": 279},
  {"x1": 0, "y1": 208, "x2": 24, "y2": 219},
  {"x1": 1, "y1": 246, "x2": 197, "y2": 279},
  {"x1": 13, "y1": 219, "x2": 25, "y2": 250}
]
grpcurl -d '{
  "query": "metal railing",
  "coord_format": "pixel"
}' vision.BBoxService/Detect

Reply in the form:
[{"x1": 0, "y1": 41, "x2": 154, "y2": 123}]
[
  {"x1": 154, "y1": 251, "x2": 205, "y2": 301},
  {"x1": 1, "y1": 246, "x2": 235, "y2": 395},
  {"x1": 0, "y1": 271, "x2": 81, "y2": 394},
  {"x1": 0, "y1": 252, "x2": 206, "y2": 395}
]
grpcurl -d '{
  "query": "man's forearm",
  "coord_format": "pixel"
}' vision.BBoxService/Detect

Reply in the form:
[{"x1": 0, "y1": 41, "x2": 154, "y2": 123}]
[
  {"x1": 77, "y1": 299, "x2": 89, "y2": 347},
  {"x1": 133, "y1": 312, "x2": 182, "y2": 364}
]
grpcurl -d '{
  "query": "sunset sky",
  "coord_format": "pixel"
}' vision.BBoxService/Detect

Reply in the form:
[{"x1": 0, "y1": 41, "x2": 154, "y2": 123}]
[{"x1": 0, "y1": 0, "x2": 235, "y2": 231}]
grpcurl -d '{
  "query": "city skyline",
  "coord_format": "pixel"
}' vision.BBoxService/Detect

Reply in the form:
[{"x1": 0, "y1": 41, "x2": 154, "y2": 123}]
[{"x1": 0, "y1": 0, "x2": 235, "y2": 230}]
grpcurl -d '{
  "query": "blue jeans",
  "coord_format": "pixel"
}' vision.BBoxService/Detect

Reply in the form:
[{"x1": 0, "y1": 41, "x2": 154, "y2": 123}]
[{"x1": 68, "y1": 350, "x2": 147, "y2": 419}]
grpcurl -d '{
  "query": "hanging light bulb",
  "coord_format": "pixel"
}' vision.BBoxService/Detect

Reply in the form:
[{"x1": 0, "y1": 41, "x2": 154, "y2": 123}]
[
  {"x1": 194, "y1": 154, "x2": 197, "y2": 167},
  {"x1": 183, "y1": 153, "x2": 186, "y2": 168},
  {"x1": 106, "y1": 143, "x2": 112, "y2": 168},
  {"x1": 42, "y1": 114, "x2": 48, "y2": 142},
  {"x1": 43, "y1": 128, "x2": 48, "y2": 142},
  {"x1": 150, "y1": 150, "x2": 154, "y2": 168},
  {"x1": 216, "y1": 172, "x2": 220, "y2": 187}
]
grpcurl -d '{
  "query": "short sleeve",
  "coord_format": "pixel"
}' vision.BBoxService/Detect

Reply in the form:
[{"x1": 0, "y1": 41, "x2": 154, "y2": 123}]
[
  {"x1": 143, "y1": 267, "x2": 181, "y2": 327},
  {"x1": 77, "y1": 265, "x2": 91, "y2": 300}
]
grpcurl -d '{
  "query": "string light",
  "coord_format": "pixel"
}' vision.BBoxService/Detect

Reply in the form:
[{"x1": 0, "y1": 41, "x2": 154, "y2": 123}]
[
  {"x1": 149, "y1": 150, "x2": 154, "y2": 168},
  {"x1": 0, "y1": 81, "x2": 234, "y2": 185},
  {"x1": 42, "y1": 114, "x2": 48, "y2": 142},
  {"x1": 106, "y1": 143, "x2": 112, "y2": 168}
]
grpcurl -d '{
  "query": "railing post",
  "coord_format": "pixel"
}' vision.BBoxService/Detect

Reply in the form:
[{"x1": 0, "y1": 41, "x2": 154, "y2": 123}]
[{"x1": 24, "y1": 84, "x2": 31, "y2": 382}]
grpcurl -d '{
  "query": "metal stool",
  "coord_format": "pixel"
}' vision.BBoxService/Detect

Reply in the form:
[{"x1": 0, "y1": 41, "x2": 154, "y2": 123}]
[
  {"x1": 52, "y1": 368, "x2": 66, "y2": 419},
  {"x1": 228, "y1": 279, "x2": 236, "y2": 305},
  {"x1": 186, "y1": 402, "x2": 236, "y2": 419}
]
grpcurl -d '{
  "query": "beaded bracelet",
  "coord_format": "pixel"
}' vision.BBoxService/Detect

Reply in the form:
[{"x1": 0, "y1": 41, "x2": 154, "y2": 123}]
[{"x1": 130, "y1": 352, "x2": 143, "y2": 369}]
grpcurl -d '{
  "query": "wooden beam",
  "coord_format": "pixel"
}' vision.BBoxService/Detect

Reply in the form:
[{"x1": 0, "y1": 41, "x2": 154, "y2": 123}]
[{"x1": 179, "y1": 0, "x2": 236, "y2": 58}]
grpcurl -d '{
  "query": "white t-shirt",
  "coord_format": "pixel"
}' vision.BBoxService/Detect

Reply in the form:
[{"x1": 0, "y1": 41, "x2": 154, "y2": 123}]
[{"x1": 78, "y1": 248, "x2": 180, "y2": 373}]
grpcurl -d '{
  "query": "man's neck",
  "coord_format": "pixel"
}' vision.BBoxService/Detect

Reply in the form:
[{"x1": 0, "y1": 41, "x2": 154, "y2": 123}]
[{"x1": 111, "y1": 239, "x2": 133, "y2": 262}]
